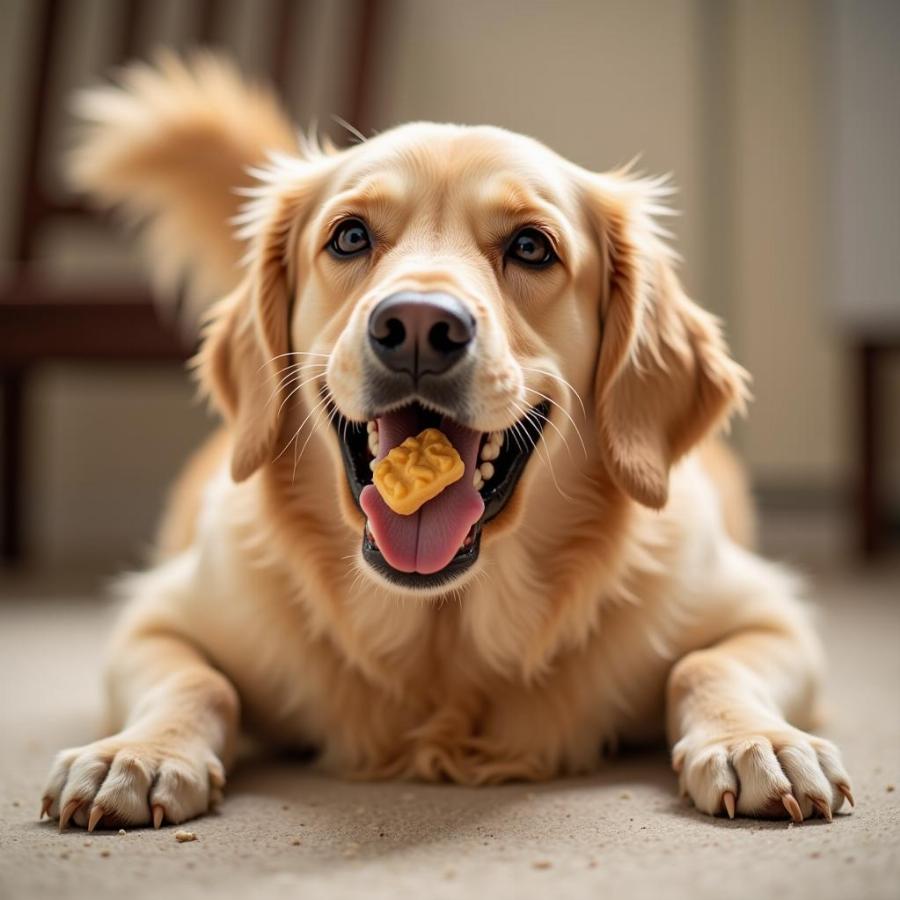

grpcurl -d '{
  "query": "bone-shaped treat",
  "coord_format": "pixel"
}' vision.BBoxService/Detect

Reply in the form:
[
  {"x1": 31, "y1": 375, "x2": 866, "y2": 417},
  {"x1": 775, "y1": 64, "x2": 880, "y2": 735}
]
[{"x1": 372, "y1": 428, "x2": 465, "y2": 515}]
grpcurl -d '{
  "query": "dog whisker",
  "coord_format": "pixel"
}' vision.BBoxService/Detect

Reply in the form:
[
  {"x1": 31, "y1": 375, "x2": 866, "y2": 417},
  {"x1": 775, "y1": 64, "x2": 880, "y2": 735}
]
[
  {"x1": 273, "y1": 390, "x2": 329, "y2": 466},
  {"x1": 292, "y1": 385, "x2": 337, "y2": 480},
  {"x1": 509, "y1": 399, "x2": 573, "y2": 503},
  {"x1": 520, "y1": 389, "x2": 580, "y2": 461},
  {"x1": 520, "y1": 366, "x2": 587, "y2": 422},
  {"x1": 272, "y1": 360, "x2": 328, "y2": 381},
  {"x1": 271, "y1": 370, "x2": 327, "y2": 415},
  {"x1": 292, "y1": 396, "x2": 330, "y2": 476},
  {"x1": 521, "y1": 385, "x2": 588, "y2": 459},
  {"x1": 268, "y1": 363, "x2": 327, "y2": 401},
  {"x1": 506, "y1": 418, "x2": 527, "y2": 456},
  {"x1": 262, "y1": 359, "x2": 328, "y2": 407},
  {"x1": 258, "y1": 350, "x2": 331, "y2": 375},
  {"x1": 269, "y1": 351, "x2": 332, "y2": 361}
]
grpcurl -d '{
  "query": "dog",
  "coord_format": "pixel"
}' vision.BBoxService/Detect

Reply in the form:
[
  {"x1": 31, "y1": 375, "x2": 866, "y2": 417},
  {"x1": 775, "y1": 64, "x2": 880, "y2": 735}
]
[{"x1": 41, "y1": 54, "x2": 852, "y2": 832}]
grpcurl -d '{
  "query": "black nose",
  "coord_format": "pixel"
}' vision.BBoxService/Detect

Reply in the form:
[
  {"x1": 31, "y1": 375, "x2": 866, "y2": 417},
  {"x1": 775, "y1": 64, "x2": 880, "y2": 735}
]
[{"x1": 368, "y1": 291, "x2": 476, "y2": 378}]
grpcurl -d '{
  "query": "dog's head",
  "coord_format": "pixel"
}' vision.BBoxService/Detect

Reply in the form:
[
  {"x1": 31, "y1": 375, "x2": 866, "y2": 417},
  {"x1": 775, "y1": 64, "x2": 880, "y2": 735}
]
[{"x1": 199, "y1": 123, "x2": 748, "y2": 594}]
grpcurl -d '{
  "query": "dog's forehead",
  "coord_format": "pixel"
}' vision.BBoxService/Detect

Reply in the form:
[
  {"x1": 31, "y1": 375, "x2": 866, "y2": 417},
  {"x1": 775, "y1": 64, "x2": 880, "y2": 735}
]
[{"x1": 334, "y1": 123, "x2": 578, "y2": 210}]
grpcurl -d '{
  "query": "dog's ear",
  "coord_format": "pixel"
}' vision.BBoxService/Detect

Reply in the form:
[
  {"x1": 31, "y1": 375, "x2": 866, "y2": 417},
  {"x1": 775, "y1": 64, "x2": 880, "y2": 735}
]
[
  {"x1": 197, "y1": 276, "x2": 286, "y2": 483},
  {"x1": 587, "y1": 173, "x2": 750, "y2": 509},
  {"x1": 196, "y1": 168, "x2": 322, "y2": 482}
]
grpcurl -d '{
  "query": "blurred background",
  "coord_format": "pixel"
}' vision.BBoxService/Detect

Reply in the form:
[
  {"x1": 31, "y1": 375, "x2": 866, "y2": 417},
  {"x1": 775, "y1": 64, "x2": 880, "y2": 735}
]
[
  {"x1": 0, "y1": 0, "x2": 898, "y2": 578},
  {"x1": 3, "y1": 7, "x2": 899, "y2": 894}
]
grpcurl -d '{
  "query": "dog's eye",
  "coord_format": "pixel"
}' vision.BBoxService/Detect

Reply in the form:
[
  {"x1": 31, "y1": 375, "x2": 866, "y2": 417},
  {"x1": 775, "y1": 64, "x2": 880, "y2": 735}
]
[
  {"x1": 506, "y1": 228, "x2": 556, "y2": 268},
  {"x1": 330, "y1": 219, "x2": 372, "y2": 257}
]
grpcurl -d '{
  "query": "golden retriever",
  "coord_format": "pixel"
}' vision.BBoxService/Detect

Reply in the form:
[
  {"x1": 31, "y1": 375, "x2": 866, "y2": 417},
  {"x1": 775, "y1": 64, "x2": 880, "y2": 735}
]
[{"x1": 41, "y1": 54, "x2": 852, "y2": 832}]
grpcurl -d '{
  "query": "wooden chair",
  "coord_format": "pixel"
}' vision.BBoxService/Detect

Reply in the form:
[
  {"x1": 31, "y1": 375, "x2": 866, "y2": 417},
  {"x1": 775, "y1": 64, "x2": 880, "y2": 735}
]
[
  {"x1": 0, "y1": 0, "x2": 383, "y2": 563},
  {"x1": 855, "y1": 339, "x2": 900, "y2": 559}
]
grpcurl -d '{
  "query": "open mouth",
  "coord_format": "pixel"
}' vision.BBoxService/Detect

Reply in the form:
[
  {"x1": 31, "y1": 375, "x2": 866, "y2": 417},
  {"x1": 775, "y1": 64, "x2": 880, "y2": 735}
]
[{"x1": 333, "y1": 400, "x2": 550, "y2": 589}]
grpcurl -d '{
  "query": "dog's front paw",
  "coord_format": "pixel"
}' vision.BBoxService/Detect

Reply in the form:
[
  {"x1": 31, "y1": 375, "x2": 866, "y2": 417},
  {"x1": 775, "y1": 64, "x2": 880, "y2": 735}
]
[
  {"x1": 40, "y1": 732, "x2": 226, "y2": 831},
  {"x1": 672, "y1": 727, "x2": 853, "y2": 822}
]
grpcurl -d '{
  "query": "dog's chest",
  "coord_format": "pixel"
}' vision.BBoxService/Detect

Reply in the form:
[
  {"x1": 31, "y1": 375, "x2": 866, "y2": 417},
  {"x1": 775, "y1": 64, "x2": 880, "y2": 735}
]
[{"x1": 244, "y1": 601, "x2": 669, "y2": 784}]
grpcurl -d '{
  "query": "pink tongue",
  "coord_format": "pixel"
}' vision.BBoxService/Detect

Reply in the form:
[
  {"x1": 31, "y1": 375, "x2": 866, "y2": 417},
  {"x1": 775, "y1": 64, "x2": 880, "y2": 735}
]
[{"x1": 359, "y1": 411, "x2": 484, "y2": 575}]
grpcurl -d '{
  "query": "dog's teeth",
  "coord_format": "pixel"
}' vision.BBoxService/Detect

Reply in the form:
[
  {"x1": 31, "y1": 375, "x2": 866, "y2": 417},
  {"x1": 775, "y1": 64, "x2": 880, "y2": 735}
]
[
  {"x1": 479, "y1": 462, "x2": 495, "y2": 481},
  {"x1": 473, "y1": 471, "x2": 484, "y2": 490},
  {"x1": 479, "y1": 432, "x2": 503, "y2": 461},
  {"x1": 366, "y1": 420, "x2": 380, "y2": 456},
  {"x1": 369, "y1": 459, "x2": 378, "y2": 471},
  {"x1": 480, "y1": 443, "x2": 499, "y2": 461}
]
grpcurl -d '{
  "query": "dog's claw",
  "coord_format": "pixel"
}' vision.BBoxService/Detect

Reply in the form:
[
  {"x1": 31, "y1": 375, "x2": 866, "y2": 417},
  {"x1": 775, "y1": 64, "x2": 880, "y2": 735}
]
[
  {"x1": 810, "y1": 796, "x2": 833, "y2": 822},
  {"x1": 838, "y1": 783, "x2": 855, "y2": 808},
  {"x1": 781, "y1": 793, "x2": 803, "y2": 824},
  {"x1": 152, "y1": 804, "x2": 164, "y2": 829},
  {"x1": 722, "y1": 791, "x2": 736, "y2": 819},
  {"x1": 40, "y1": 796, "x2": 52, "y2": 820},
  {"x1": 87, "y1": 805, "x2": 104, "y2": 833},
  {"x1": 59, "y1": 799, "x2": 80, "y2": 832}
]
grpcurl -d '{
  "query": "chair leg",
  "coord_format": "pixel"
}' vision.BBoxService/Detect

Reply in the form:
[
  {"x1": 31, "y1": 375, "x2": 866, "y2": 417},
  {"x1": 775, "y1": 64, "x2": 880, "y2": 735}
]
[
  {"x1": 857, "y1": 343, "x2": 880, "y2": 559},
  {"x1": 1, "y1": 368, "x2": 25, "y2": 564}
]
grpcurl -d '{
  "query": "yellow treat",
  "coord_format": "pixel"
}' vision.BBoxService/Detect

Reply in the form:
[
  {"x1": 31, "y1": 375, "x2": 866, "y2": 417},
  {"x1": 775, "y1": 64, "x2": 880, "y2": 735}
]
[{"x1": 373, "y1": 428, "x2": 465, "y2": 515}]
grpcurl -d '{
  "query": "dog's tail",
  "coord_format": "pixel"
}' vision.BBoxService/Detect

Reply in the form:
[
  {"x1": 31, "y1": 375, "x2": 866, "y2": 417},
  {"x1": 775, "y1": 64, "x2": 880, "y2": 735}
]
[{"x1": 69, "y1": 52, "x2": 297, "y2": 326}]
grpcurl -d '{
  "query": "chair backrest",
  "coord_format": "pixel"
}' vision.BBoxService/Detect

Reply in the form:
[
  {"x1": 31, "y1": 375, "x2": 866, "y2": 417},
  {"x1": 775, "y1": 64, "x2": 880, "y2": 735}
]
[{"x1": 11, "y1": 0, "x2": 383, "y2": 271}]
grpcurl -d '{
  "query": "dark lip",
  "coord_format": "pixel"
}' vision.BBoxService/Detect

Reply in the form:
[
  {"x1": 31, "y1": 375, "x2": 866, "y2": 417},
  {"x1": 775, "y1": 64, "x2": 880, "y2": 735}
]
[
  {"x1": 361, "y1": 524, "x2": 482, "y2": 589},
  {"x1": 331, "y1": 399, "x2": 550, "y2": 587}
]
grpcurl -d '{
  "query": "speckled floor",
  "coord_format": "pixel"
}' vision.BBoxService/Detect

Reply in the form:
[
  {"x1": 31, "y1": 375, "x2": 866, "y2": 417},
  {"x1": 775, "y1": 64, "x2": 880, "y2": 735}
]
[{"x1": 1, "y1": 563, "x2": 898, "y2": 900}]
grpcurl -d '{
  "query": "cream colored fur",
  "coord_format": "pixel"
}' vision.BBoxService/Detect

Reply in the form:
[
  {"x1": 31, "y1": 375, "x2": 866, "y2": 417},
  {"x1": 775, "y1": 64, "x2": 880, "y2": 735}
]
[{"x1": 41, "y1": 56, "x2": 852, "y2": 832}]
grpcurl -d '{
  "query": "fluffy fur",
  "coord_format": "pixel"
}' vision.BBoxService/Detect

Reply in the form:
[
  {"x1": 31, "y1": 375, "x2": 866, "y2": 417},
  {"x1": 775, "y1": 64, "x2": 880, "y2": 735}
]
[{"x1": 42, "y1": 56, "x2": 852, "y2": 832}]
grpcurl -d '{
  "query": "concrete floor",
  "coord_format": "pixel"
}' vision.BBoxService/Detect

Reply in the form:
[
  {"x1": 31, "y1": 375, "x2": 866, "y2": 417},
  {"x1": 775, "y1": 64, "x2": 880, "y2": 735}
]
[{"x1": 0, "y1": 563, "x2": 898, "y2": 900}]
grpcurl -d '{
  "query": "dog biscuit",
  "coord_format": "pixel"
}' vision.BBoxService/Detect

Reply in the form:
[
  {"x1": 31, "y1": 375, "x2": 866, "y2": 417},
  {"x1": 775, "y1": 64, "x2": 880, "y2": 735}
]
[{"x1": 373, "y1": 428, "x2": 465, "y2": 515}]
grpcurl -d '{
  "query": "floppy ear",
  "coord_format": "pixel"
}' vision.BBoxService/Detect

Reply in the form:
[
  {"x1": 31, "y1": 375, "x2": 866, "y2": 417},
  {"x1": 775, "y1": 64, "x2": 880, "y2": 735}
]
[
  {"x1": 589, "y1": 174, "x2": 750, "y2": 509},
  {"x1": 197, "y1": 278, "x2": 286, "y2": 482},
  {"x1": 196, "y1": 168, "x2": 319, "y2": 482}
]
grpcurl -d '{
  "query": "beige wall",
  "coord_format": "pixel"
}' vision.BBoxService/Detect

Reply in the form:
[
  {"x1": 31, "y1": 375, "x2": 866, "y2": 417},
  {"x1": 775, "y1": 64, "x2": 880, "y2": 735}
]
[
  {"x1": 27, "y1": 367, "x2": 213, "y2": 568},
  {"x1": 729, "y1": 0, "x2": 849, "y2": 488},
  {"x1": 373, "y1": 0, "x2": 711, "y2": 301},
  {"x1": 2, "y1": 0, "x2": 895, "y2": 565}
]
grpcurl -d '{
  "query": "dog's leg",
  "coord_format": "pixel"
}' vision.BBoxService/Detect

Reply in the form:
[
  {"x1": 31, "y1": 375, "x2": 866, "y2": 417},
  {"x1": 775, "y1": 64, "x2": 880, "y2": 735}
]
[
  {"x1": 666, "y1": 563, "x2": 853, "y2": 822},
  {"x1": 40, "y1": 599, "x2": 239, "y2": 832}
]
